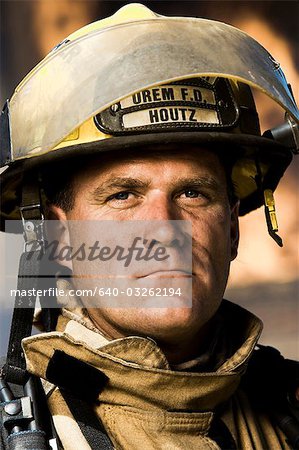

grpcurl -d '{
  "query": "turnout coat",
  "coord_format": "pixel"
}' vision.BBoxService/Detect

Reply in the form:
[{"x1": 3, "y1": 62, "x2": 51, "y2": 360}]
[{"x1": 19, "y1": 285, "x2": 296, "y2": 450}]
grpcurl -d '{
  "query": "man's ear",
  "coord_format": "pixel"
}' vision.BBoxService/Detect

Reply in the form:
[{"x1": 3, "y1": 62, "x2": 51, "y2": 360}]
[
  {"x1": 46, "y1": 204, "x2": 72, "y2": 270},
  {"x1": 230, "y1": 200, "x2": 240, "y2": 261}
]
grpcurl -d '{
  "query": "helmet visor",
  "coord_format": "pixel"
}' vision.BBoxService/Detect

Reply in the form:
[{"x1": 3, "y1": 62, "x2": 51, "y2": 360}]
[{"x1": 9, "y1": 17, "x2": 298, "y2": 160}]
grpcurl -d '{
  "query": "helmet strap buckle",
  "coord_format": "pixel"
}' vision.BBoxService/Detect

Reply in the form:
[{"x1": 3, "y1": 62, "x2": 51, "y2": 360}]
[
  {"x1": 20, "y1": 204, "x2": 45, "y2": 253},
  {"x1": 255, "y1": 157, "x2": 283, "y2": 247}
]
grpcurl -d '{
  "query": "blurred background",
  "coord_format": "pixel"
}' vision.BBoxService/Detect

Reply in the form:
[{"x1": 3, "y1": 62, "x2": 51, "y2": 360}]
[{"x1": 0, "y1": 0, "x2": 298, "y2": 358}]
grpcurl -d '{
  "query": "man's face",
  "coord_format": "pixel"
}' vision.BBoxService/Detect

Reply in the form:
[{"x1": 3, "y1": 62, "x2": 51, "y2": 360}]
[{"x1": 52, "y1": 147, "x2": 239, "y2": 347}]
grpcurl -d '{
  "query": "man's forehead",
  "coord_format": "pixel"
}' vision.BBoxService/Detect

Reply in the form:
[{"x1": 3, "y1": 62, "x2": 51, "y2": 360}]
[
  {"x1": 66, "y1": 147, "x2": 231, "y2": 195},
  {"x1": 80, "y1": 145, "x2": 224, "y2": 175}
]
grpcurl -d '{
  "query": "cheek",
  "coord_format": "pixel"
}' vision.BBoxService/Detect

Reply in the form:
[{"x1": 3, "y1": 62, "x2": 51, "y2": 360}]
[
  {"x1": 192, "y1": 207, "x2": 231, "y2": 245},
  {"x1": 191, "y1": 208, "x2": 232, "y2": 269}
]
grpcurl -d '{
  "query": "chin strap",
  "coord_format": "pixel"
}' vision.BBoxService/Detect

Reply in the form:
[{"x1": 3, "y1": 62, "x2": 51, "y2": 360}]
[
  {"x1": 1, "y1": 175, "x2": 59, "y2": 449},
  {"x1": 3, "y1": 175, "x2": 45, "y2": 385}
]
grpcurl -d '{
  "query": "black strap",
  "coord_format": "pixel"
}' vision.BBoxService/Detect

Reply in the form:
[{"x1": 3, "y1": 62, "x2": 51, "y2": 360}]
[
  {"x1": 242, "y1": 345, "x2": 299, "y2": 449},
  {"x1": 208, "y1": 416, "x2": 237, "y2": 449},
  {"x1": 7, "y1": 430, "x2": 49, "y2": 450},
  {"x1": 4, "y1": 251, "x2": 41, "y2": 385},
  {"x1": 4, "y1": 175, "x2": 44, "y2": 386},
  {"x1": 61, "y1": 390, "x2": 114, "y2": 450},
  {"x1": 45, "y1": 351, "x2": 112, "y2": 448}
]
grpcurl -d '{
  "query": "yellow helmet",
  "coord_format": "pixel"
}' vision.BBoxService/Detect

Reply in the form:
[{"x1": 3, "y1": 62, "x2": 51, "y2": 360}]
[{"x1": 1, "y1": 3, "x2": 298, "y2": 236}]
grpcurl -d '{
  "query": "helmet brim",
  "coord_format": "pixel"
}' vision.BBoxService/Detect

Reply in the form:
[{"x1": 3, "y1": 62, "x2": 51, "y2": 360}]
[{"x1": 0, "y1": 131, "x2": 292, "y2": 232}]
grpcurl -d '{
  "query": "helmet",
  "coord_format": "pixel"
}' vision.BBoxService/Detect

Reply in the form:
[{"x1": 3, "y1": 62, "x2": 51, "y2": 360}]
[{"x1": 1, "y1": 3, "x2": 298, "y2": 239}]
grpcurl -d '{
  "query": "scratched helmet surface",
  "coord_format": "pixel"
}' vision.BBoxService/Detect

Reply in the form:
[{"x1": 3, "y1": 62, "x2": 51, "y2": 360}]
[{"x1": 0, "y1": 3, "x2": 298, "y2": 229}]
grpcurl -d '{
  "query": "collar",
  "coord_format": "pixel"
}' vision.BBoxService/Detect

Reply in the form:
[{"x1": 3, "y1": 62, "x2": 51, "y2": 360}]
[{"x1": 23, "y1": 292, "x2": 262, "y2": 412}]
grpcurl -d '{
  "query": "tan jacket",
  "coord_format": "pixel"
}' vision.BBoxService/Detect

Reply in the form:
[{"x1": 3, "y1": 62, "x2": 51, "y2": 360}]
[{"x1": 23, "y1": 300, "x2": 291, "y2": 450}]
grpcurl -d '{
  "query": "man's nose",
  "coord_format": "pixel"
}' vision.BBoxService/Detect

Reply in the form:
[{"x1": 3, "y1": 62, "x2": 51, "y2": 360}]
[
  {"x1": 140, "y1": 194, "x2": 188, "y2": 248},
  {"x1": 146, "y1": 221, "x2": 187, "y2": 249}
]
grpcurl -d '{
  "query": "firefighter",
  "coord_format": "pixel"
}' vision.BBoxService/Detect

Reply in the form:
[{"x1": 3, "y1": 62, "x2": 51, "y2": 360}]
[{"x1": 1, "y1": 4, "x2": 298, "y2": 449}]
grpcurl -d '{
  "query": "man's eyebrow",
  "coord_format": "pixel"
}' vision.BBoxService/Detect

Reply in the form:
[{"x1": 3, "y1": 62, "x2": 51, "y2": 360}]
[
  {"x1": 89, "y1": 175, "x2": 223, "y2": 203},
  {"x1": 173, "y1": 176, "x2": 221, "y2": 191},
  {"x1": 90, "y1": 177, "x2": 150, "y2": 201}
]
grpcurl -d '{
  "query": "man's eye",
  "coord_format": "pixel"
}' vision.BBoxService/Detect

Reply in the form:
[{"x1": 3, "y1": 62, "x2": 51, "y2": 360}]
[
  {"x1": 112, "y1": 192, "x2": 130, "y2": 200},
  {"x1": 181, "y1": 189, "x2": 207, "y2": 199},
  {"x1": 183, "y1": 189, "x2": 200, "y2": 198},
  {"x1": 106, "y1": 191, "x2": 135, "y2": 202},
  {"x1": 106, "y1": 191, "x2": 138, "y2": 208},
  {"x1": 176, "y1": 189, "x2": 210, "y2": 206}
]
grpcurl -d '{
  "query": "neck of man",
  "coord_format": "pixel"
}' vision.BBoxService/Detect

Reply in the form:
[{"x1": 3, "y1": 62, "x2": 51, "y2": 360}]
[
  {"x1": 87, "y1": 310, "x2": 219, "y2": 367},
  {"x1": 155, "y1": 319, "x2": 219, "y2": 366}
]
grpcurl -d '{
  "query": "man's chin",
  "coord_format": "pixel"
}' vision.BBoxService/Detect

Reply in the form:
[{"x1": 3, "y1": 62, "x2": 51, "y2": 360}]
[{"x1": 89, "y1": 303, "x2": 208, "y2": 341}]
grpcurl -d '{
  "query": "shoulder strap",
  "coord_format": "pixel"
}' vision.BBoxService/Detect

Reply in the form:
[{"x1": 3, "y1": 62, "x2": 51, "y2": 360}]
[
  {"x1": 4, "y1": 176, "x2": 44, "y2": 385},
  {"x1": 61, "y1": 390, "x2": 114, "y2": 450},
  {"x1": 4, "y1": 252, "x2": 41, "y2": 385},
  {"x1": 45, "y1": 350, "x2": 114, "y2": 449}
]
